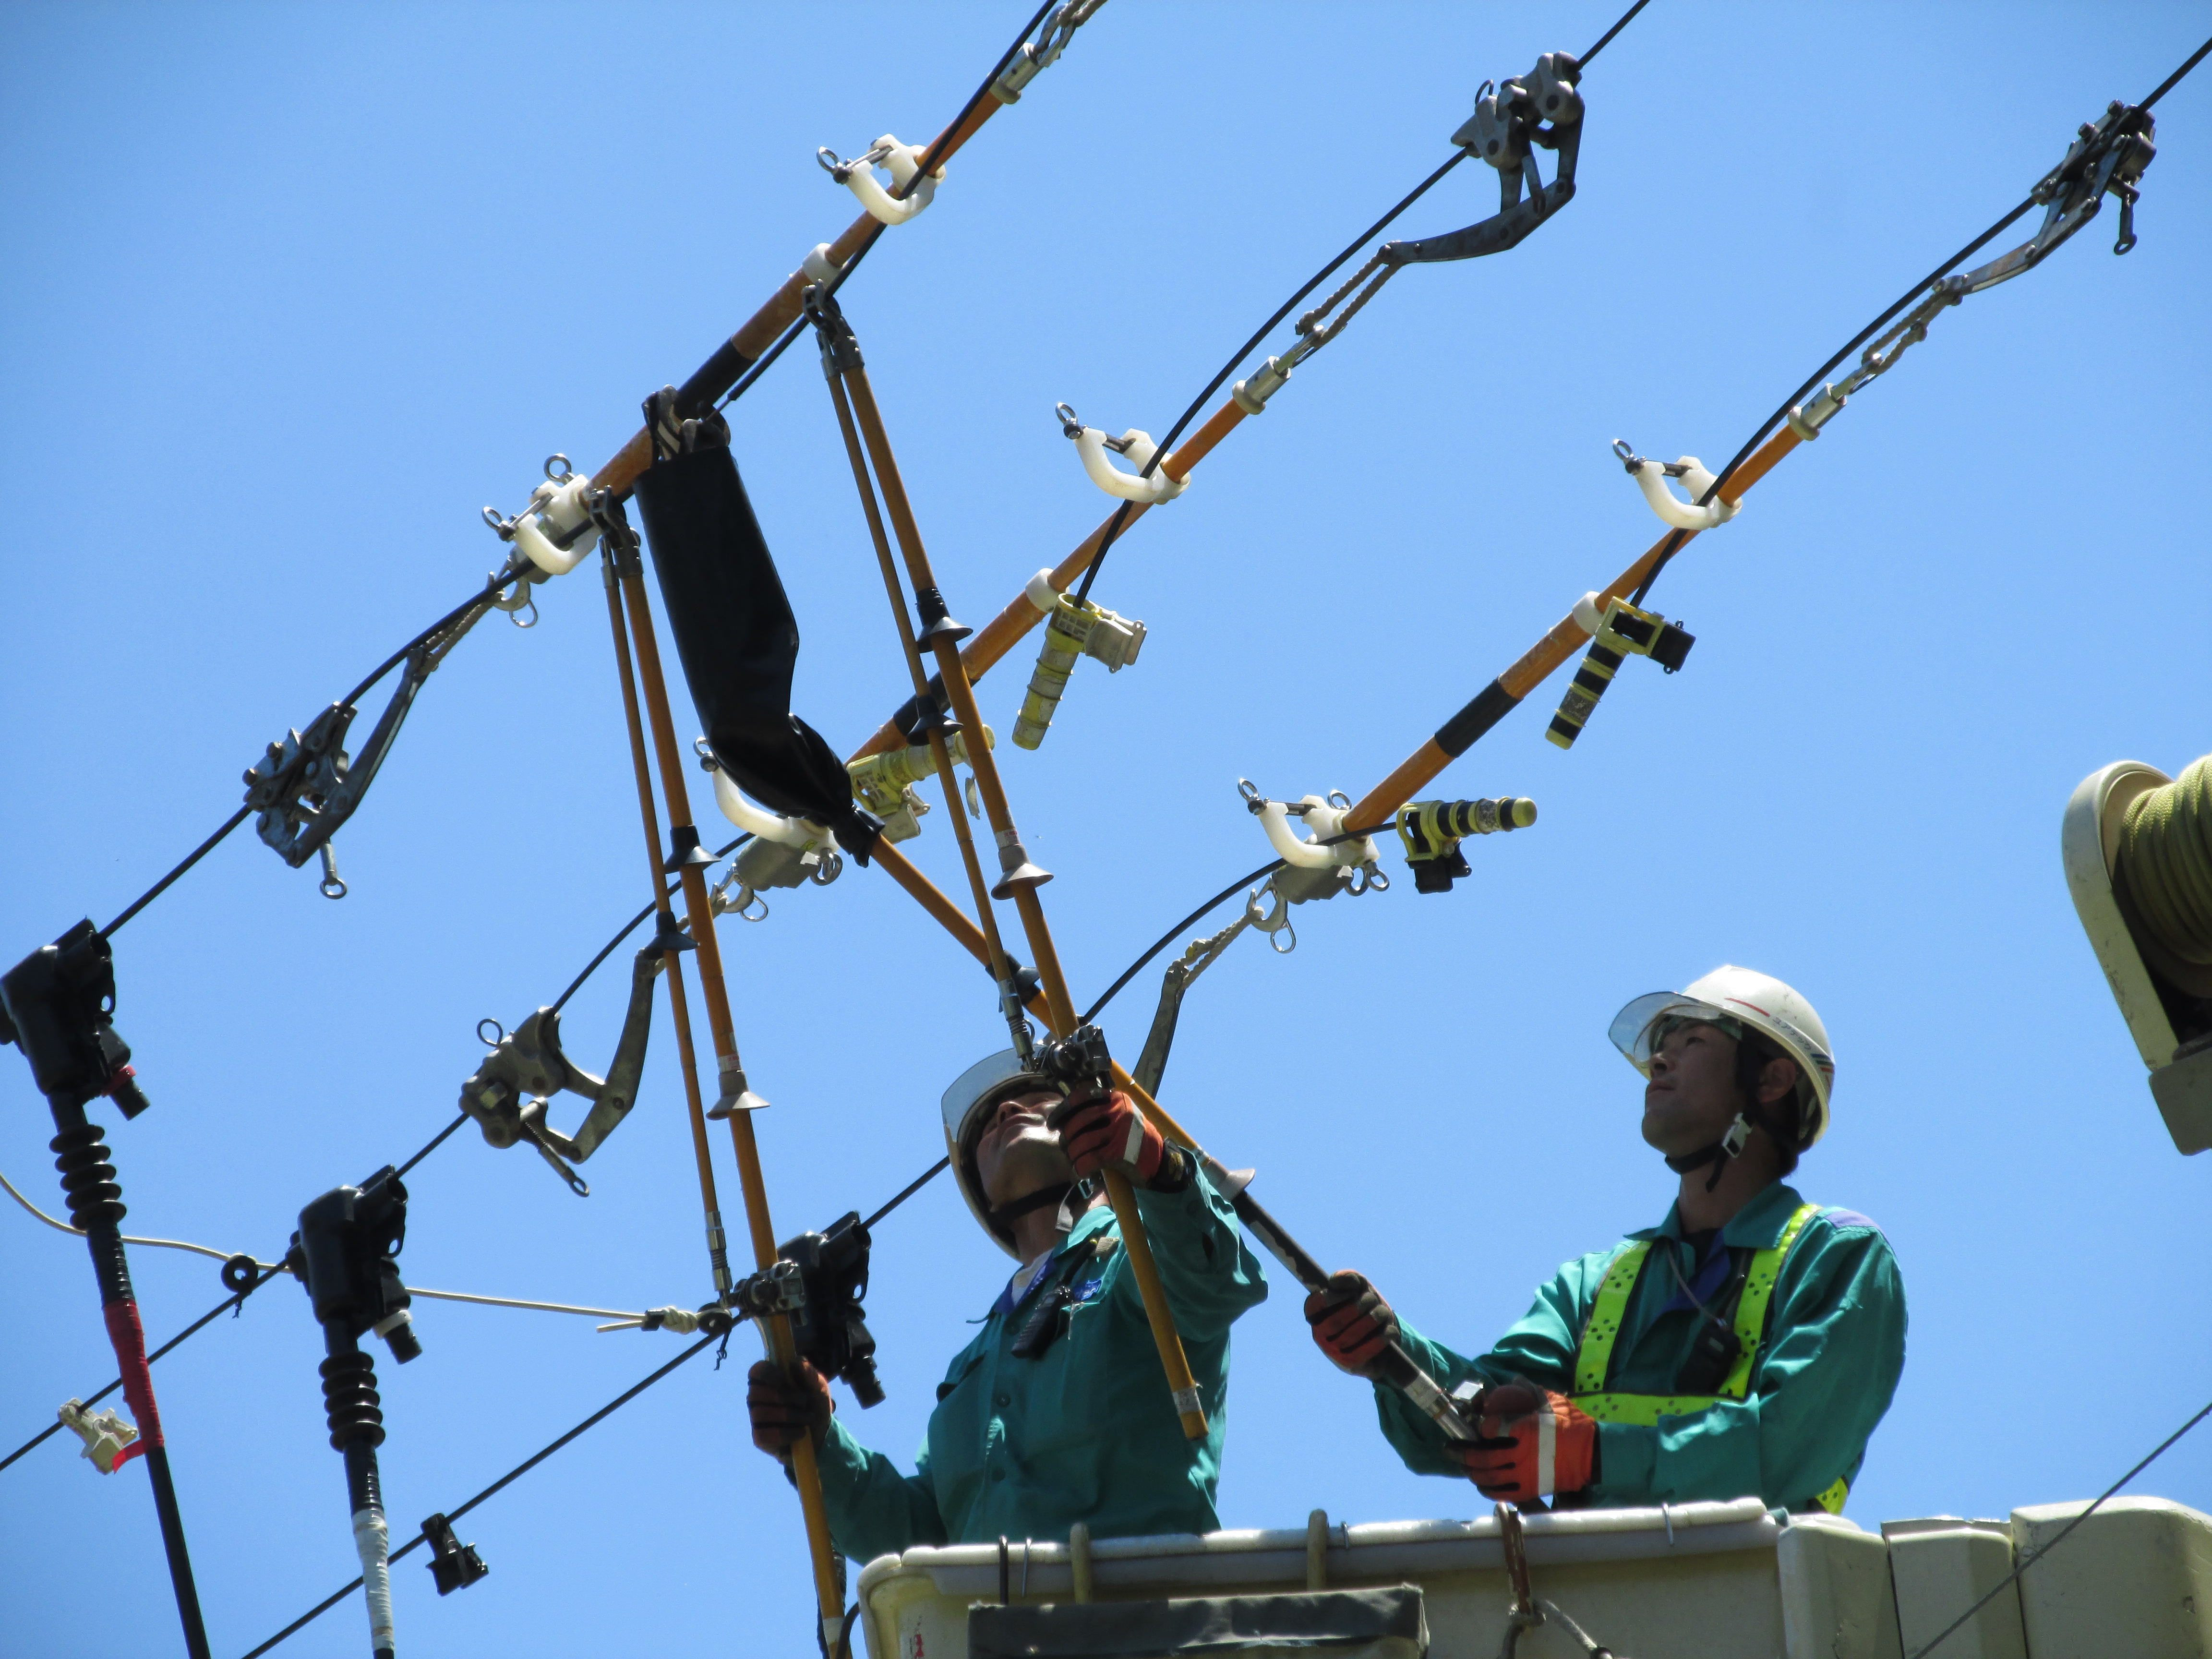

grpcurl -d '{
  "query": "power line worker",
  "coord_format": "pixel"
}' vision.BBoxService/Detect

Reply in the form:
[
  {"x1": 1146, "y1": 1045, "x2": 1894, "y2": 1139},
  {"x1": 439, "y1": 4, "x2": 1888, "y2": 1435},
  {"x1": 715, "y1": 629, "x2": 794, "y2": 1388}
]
[
  {"x1": 1307, "y1": 967, "x2": 1904, "y2": 1514},
  {"x1": 746, "y1": 1053, "x2": 1266, "y2": 1562}
]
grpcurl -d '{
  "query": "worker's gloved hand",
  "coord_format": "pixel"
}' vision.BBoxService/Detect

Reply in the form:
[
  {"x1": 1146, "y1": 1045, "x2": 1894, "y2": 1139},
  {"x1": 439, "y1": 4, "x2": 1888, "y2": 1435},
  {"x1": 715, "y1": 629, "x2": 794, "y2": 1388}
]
[
  {"x1": 747, "y1": 1359, "x2": 833, "y2": 1464},
  {"x1": 1304, "y1": 1270, "x2": 1399, "y2": 1377},
  {"x1": 1458, "y1": 1382, "x2": 1595, "y2": 1499},
  {"x1": 1053, "y1": 1087, "x2": 1166, "y2": 1184}
]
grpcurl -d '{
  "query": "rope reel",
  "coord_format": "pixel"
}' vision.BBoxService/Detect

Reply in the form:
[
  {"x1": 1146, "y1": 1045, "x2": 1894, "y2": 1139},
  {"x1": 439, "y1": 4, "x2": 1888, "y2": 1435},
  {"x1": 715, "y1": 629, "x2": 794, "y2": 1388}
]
[
  {"x1": 1056, "y1": 404, "x2": 1187, "y2": 505},
  {"x1": 1012, "y1": 571, "x2": 1146, "y2": 750},
  {"x1": 1546, "y1": 592, "x2": 1695, "y2": 751},
  {"x1": 2063, "y1": 755, "x2": 2212, "y2": 1155},
  {"x1": 818, "y1": 135, "x2": 943, "y2": 227},
  {"x1": 1395, "y1": 797, "x2": 1538, "y2": 894}
]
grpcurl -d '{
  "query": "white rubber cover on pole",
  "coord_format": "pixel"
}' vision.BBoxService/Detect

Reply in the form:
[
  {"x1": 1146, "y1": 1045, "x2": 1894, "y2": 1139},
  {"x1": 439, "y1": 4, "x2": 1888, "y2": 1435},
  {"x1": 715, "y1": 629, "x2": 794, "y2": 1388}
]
[
  {"x1": 353, "y1": 1505, "x2": 397, "y2": 1657},
  {"x1": 1630, "y1": 456, "x2": 1740, "y2": 532},
  {"x1": 844, "y1": 134, "x2": 939, "y2": 226},
  {"x1": 1075, "y1": 427, "x2": 1185, "y2": 504},
  {"x1": 710, "y1": 765, "x2": 826, "y2": 849}
]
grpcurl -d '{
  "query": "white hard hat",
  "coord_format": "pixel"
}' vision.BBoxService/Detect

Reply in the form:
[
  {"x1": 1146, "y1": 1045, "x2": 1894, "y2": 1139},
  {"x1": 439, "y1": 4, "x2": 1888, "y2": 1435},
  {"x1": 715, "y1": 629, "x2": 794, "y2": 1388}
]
[
  {"x1": 1609, "y1": 966, "x2": 1835, "y2": 1149},
  {"x1": 940, "y1": 1050, "x2": 1067, "y2": 1258}
]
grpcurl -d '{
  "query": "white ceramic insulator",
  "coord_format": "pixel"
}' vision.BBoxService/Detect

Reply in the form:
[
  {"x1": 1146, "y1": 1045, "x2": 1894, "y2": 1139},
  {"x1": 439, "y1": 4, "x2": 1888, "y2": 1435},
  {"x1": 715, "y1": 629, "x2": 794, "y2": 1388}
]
[
  {"x1": 1025, "y1": 568, "x2": 1060, "y2": 613},
  {"x1": 513, "y1": 474, "x2": 600, "y2": 577},
  {"x1": 1571, "y1": 592, "x2": 1604, "y2": 635},
  {"x1": 1259, "y1": 795, "x2": 1376, "y2": 870},
  {"x1": 844, "y1": 134, "x2": 939, "y2": 226},
  {"x1": 1631, "y1": 455, "x2": 1740, "y2": 532},
  {"x1": 712, "y1": 766, "x2": 829, "y2": 850},
  {"x1": 1076, "y1": 427, "x2": 1185, "y2": 504}
]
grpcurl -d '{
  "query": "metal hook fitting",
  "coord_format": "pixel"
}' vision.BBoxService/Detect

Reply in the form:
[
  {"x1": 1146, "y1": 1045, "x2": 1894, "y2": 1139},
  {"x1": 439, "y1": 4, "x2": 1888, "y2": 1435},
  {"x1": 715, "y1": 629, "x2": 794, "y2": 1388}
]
[
  {"x1": 543, "y1": 454, "x2": 573, "y2": 482},
  {"x1": 317, "y1": 843, "x2": 348, "y2": 900}
]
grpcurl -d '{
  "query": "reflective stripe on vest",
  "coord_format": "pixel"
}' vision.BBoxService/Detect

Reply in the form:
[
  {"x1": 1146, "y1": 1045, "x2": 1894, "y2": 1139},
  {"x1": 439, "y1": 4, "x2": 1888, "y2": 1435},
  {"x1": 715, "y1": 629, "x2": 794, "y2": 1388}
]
[{"x1": 1569, "y1": 1202, "x2": 1822, "y2": 1414}]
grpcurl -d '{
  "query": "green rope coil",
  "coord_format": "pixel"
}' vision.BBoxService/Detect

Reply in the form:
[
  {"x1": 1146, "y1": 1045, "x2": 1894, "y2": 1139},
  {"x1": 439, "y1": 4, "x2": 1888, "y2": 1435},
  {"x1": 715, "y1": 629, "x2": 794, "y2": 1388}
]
[{"x1": 2116, "y1": 754, "x2": 2212, "y2": 996}]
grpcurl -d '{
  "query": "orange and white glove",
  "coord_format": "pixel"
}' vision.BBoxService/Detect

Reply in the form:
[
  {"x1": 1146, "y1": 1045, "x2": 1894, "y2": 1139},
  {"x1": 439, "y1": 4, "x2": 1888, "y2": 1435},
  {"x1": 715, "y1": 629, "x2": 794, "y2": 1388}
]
[
  {"x1": 1053, "y1": 1087, "x2": 1166, "y2": 1184},
  {"x1": 1459, "y1": 1382, "x2": 1596, "y2": 1499},
  {"x1": 747, "y1": 1359, "x2": 832, "y2": 1464},
  {"x1": 1303, "y1": 1270, "x2": 1400, "y2": 1378}
]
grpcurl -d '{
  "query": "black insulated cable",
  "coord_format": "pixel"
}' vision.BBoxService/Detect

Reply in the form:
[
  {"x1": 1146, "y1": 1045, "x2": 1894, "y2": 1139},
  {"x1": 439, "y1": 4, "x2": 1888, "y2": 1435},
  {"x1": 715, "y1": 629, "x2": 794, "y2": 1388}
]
[
  {"x1": 1637, "y1": 29, "x2": 2212, "y2": 607},
  {"x1": 1081, "y1": 859, "x2": 1287, "y2": 1026},
  {"x1": 1071, "y1": 0, "x2": 1659, "y2": 603}
]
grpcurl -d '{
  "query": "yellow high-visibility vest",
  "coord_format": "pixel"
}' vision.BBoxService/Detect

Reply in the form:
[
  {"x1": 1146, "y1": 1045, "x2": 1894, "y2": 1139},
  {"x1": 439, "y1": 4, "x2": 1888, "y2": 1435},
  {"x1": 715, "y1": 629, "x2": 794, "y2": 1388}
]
[{"x1": 1568, "y1": 1202, "x2": 1847, "y2": 1515}]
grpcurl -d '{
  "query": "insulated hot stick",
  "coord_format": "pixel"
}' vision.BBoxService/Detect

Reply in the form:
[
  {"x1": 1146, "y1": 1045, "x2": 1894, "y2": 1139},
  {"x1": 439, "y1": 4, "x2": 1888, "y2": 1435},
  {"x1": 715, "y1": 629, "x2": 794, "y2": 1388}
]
[
  {"x1": 859, "y1": 844, "x2": 1477, "y2": 1445},
  {"x1": 0, "y1": 924, "x2": 214, "y2": 1659},
  {"x1": 602, "y1": 553, "x2": 848, "y2": 1644},
  {"x1": 597, "y1": 529, "x2": 734, "y2": 1301},
  {"x1": 815, "y1": 305, "x2": 1036, "y2": 1057},
  {"x1": 829, "y1": 335, "x2": 1211, "y2": 1443}
]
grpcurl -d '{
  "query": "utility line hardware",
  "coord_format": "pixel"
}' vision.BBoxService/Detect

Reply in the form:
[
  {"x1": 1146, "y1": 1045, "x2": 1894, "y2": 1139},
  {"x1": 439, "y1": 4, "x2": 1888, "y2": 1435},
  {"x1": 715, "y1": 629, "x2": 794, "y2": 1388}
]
[
  {"x1": 776, "y1": 1214, "x2": 887, "y2": 1409},
  {"x1": 846, "y1": 726, "x2": 993, "y2": 843},
  {"x1": 697, "y1": 742, "x2": 846, "y2": 915},
  {"x1": 1013, "y1": 568, "x2": 1147, "y2": 751},
  {"x1": 1238, "y1": 782, "x2": 1388, "y2": 952},
  {"x1": 1614, "y1": 441, "x2": 1741, "y2": 533},
  {"x1": 420, "y1": 1513, "x2": 488, "y2": 1597},
  {"x1": 1547, "y1": 593, "x2": 1694, "y2": 751},
  {"x1": 481, "y1": 455, "x2": 604, "y2": 623},
  {"x1": 58, "y1": 1396, "x2": 140, "y2": 1472},
  {"x1": 819, "y1": 135, "x2": 943, "y2": 227},
  {"x1": 458, "y1": 944, "x2": 664, "y2": 1196},
  {"x1": 989, "y1": 0, "x2": 1109, "y2": 105},
  {"x1": 1056, "y1": 404, "x2": 1186, "y2": 505},
  {"x1": 1395, "y1": 797, "x2": 1538, "y2": 895},
  {"x1": 1382, "y1": 51, "x2": 1584, "y2": 266},
  {"x1": 288, "y1": 1165, "x2": 420, "y2": 1659}
]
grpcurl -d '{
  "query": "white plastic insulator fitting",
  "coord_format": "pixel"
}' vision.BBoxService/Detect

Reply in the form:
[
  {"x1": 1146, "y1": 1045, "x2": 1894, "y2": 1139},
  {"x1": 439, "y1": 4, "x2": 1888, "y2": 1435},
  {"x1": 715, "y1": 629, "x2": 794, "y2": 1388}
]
[
  {"x1": 712, "y1": 766, "x2": 832, "y2": 851},
  {"x1": 1258, "y1": 795, "x2": 1378, "y2": 871},
  {"x1": 1629, "y1": 455, "x2": 1740, "y2": 532},
  {"x1": 1024, "y1": 568, "x2": 1061, "y2": 613},
  {"x1": 803, "y1": 243, "x2": 842, "y2": 285},
  {"x1": 1571, "y1": 591, "x2": 1604, "y2": 635},
  {"x1": 1076, "y1": 427, "x2": 1186, "y2": 504},
  {"x1": 843, "y1": 135, "x2": 940, "y2": 226},
  {"x1": 512, "y1": 473, "x2": 601, "y2": 577}
]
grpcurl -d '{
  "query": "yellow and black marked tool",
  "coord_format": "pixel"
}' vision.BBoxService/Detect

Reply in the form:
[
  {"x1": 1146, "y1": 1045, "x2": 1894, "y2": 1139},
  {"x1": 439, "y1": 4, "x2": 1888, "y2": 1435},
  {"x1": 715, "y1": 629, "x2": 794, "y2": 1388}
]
[
  {"x1": 1012, "y1": 590, "x2": 1146, "y2": 750},
  {"x1": 1546, "y1": 596, "x2": 1694, "y2": 750},
  {"x1": 1394, "y1": 797, "x2": 1537, "y2": 894},
  {"x1": 847, "y1": 725, "x2": 993, "y2": 839}
]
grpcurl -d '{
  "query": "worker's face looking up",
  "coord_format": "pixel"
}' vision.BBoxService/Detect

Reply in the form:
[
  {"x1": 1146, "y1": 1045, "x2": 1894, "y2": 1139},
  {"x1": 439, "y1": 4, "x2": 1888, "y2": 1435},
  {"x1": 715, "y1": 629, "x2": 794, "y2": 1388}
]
[
  {"x1": 975, "y1": 1086, "x2": 1071, "y2": 1206},
  {"x1": 1640, "y1": 1019, "x2": 1802, "y2": 1158},
  {"x1": 1641, "y1": 1020, "x2": 1742, "y2": 1156}
]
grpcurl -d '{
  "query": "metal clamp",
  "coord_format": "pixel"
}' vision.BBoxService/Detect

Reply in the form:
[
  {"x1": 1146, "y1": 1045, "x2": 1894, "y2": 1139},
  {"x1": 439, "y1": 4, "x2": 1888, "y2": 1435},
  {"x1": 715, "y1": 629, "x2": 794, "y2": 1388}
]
[
  {"x1": 483, "y1": 454, "x2": 602, "y2": 586},
  {"x1": 1958, "y1": 100, "x2": 2158, "y2": 296},
  {"x1": 989, "y1": 0, "x2": 1109, "y2": 105},
  {"x1": 819, "y1": 134, "x2": 941, "y2": 226},
  {"x1": 1382, "y1": 50, "x2": 1585, "y2": 266},
  {"x1": 57, "y1": 1397, "x2": 140, "y2": 1473},
  {"x1": 1056, "y1": 404, "x2": 1185, "y2": 504},
  {"x1": 1612, "y1": 441, "x2": 1740, "y2": 531}
]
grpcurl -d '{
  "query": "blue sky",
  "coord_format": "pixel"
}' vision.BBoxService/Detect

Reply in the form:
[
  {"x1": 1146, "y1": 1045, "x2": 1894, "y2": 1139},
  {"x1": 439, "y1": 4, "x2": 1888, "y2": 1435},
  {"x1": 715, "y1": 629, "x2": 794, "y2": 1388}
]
[{"x1": 2, "y1": 4, "x2": 2208, "y2": 1656}]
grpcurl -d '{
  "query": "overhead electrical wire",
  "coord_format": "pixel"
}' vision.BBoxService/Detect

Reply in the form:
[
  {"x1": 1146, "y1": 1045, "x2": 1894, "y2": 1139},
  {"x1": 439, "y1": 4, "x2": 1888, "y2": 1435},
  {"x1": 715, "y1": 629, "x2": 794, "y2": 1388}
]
[
  {"x1": 1636, "y1": 29, "x2": 2211, "y2": 606},
  {"x1": 1072, "y1": 0, "x2": 1657, "y2": 602}
]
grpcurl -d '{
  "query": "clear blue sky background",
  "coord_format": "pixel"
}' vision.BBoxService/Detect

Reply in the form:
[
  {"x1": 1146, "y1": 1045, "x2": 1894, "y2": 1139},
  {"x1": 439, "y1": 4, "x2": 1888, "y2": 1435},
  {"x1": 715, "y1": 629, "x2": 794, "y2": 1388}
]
[{"x1": 3, "y1": 5, "x2": 2207, "y2": 1656}]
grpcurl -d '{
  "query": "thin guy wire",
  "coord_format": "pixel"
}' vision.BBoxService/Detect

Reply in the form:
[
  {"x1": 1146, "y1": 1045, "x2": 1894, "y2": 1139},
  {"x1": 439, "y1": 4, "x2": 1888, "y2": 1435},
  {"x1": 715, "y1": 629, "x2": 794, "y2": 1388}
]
[
  {"x1": 99, "y1": 806, "x2": 251, "y2": 938},
  {"x1": 1904, "y1": 1394, "x2": 2212, "y2": 1659},
  {"x1": 1081, "y1": 859, "x2": 1287, "y2": 1025},
  {"x1": 1577, "y1": 0, "x2": 1653, "y2": 69},
  {"x1": 238, "y1": 1333, "x2": 717, "y2": 1659},
  {"x1": 550, "y1": 833, "x2": 750, "y2": 1015}
]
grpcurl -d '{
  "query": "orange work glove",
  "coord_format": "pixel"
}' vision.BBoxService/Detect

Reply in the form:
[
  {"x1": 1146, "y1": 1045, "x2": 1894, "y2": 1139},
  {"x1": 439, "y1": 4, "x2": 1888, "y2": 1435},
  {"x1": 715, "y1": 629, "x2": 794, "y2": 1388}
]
[
  {"x1": 747, "y1": 1359, "x2": 832, "y2": 1463},
  {"x1": 1458, "y1": 1382, "x2": 1596, "y2": 1499},
  {"x1": 1053, "y1": 1087, "x2": 1166, "y2": 1184},
  {"x1": 1303, "y1": 1270, "x2": 1400, "y2": 1377}
]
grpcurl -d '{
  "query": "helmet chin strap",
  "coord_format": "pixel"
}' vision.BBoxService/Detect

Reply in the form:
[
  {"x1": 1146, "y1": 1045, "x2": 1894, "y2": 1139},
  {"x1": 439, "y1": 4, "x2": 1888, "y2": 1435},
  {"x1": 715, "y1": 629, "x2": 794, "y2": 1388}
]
[
  {"x1": 1665, "y1": 1112, "x2": 1755, "y2": 1194},
  {"x1": 991, "y1": 1181, "x2": 1073, "y2": 1223}
]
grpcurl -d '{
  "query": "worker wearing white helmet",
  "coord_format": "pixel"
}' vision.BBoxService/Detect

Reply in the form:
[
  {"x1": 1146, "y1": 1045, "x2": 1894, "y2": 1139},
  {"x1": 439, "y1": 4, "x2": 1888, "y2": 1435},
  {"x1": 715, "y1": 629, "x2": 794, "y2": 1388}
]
[
  {"x1": 746, "y1": 1049, "x2": 1266, "y2": 1563},
  {"x1": 1307, "y1": 966, "x2": 1905, "y2": 1515}
]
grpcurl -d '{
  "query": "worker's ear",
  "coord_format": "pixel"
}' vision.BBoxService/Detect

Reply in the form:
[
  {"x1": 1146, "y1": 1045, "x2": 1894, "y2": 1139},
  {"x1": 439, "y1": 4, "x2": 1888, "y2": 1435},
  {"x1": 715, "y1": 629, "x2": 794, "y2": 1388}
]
[{"x1": 1755, "y1": 1055, "x2": 1800, "y2": 1109}]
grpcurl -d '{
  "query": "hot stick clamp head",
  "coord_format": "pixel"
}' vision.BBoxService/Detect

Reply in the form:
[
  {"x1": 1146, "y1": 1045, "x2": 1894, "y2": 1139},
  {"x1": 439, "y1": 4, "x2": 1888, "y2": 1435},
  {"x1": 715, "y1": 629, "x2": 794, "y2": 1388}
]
[{"x1": 0, "y1": 919, "x2": 149, "y2": 1118}]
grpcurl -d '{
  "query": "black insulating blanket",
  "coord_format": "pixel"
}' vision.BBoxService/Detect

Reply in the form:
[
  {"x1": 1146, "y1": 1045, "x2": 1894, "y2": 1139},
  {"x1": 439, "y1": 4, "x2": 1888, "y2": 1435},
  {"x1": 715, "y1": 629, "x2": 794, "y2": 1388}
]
[{"x1": 632, "y1": 442, "x2": 878, "y2": 861}]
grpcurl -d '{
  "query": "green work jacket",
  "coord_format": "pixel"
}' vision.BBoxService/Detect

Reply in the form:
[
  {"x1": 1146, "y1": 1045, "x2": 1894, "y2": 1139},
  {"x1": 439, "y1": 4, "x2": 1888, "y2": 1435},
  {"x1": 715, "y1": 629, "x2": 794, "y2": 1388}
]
[
  {"x1": 815, "y1": 1164, "x2": 1267, "y2": 1564},
  {"x1": 1373, "y1": 1180, "x2": 1905, "y2": 1512}
]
